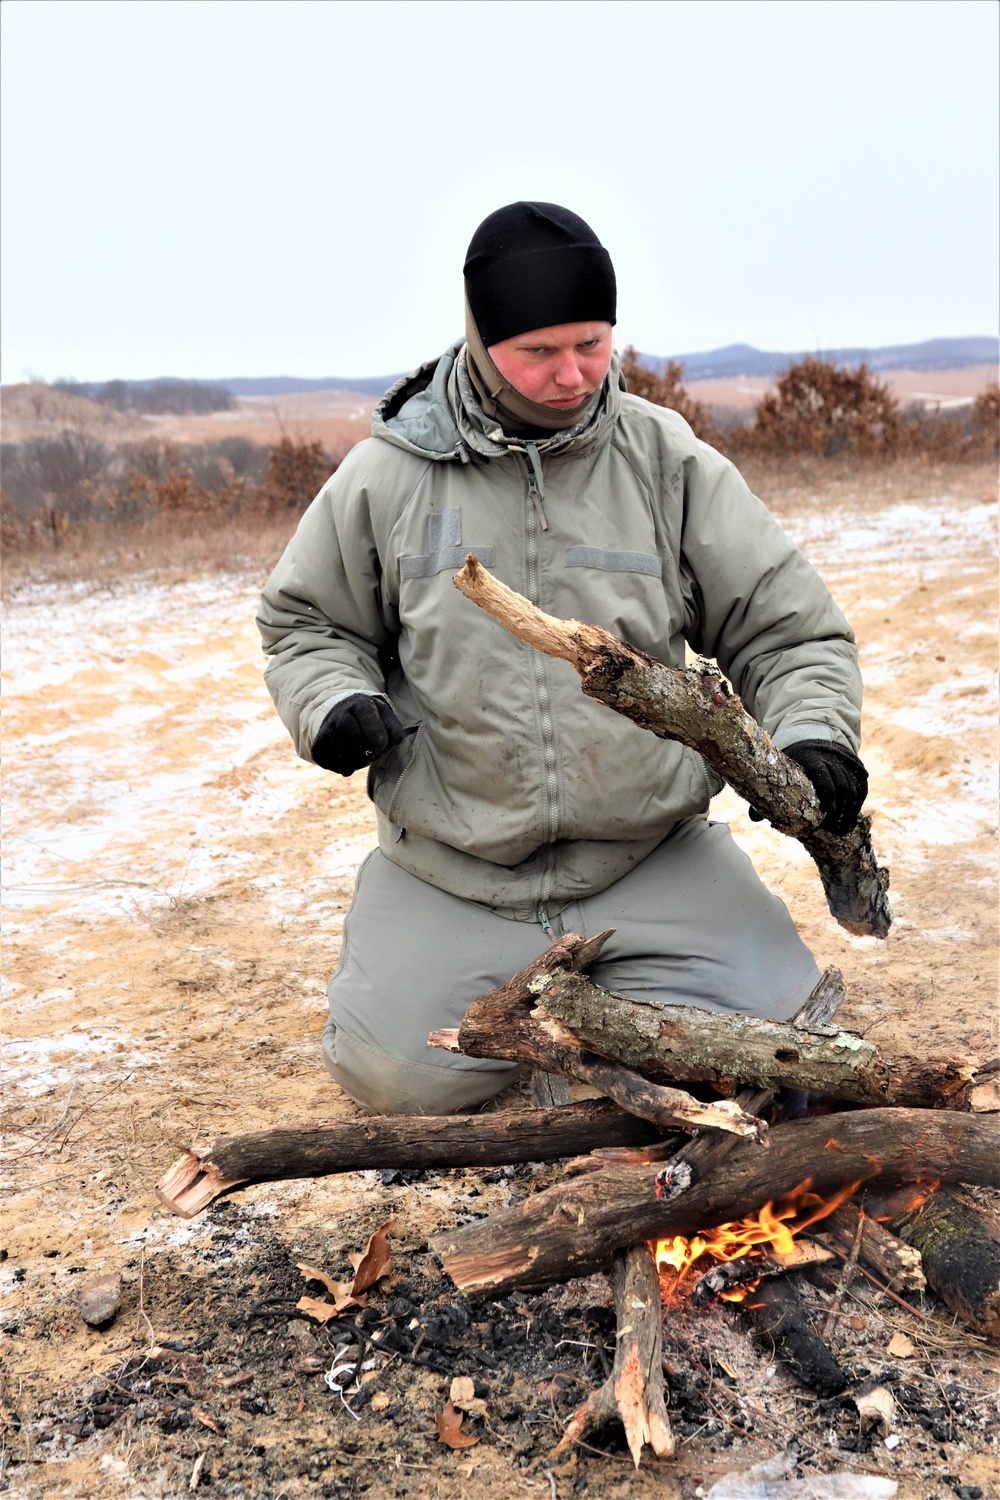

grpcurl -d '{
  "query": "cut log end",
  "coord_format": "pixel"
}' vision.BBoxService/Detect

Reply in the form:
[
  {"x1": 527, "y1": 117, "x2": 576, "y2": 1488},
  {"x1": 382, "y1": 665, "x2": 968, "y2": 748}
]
[{"x1": 155, "y1": 1150, "x2": 244, "y2": 1219}]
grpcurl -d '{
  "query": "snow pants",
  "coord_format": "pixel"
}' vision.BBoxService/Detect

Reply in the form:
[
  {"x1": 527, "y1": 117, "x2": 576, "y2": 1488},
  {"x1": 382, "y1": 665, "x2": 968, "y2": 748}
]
[{"x1": 322, "y1": 816, "x2": 820, "y2": 1116}]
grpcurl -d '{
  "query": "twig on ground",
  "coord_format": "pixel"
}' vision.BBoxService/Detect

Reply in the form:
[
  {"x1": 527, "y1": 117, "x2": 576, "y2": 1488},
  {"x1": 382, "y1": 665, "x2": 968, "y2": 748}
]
[
  {"x1": 820, "y1": 1204, "x2": 865, "y2": 1339},
  {"x1": 136, "y1": 1248, "x2": 157, "y2": 1348}
]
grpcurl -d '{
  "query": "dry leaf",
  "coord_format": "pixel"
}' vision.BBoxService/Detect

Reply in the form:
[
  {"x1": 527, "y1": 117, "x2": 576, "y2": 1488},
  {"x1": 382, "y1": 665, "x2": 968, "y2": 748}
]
[
  {"x1": 887, "y1": 1332, "x2": 915, "y2": 1359},
  {"x1": 370, "y1": 1392, "x2": 390, "y2": 1413},
  {"x1": 296, "y1": 1262, "x2": 343, "y2": 1298},
  {"x1": 435, "y1": 1399, "x2": 480, "y2": 1449},
  {"x1": 351, "y1": 1216, "x2": 396, "y2": 1295},
  {"x1": 295, "y1": 1294, "x2": 368, "y2": 1324},
  {"x1": 450, "y1": 1376, "x2": 476, "y2": 1406},
  {"x1": 191, "y1": 1405, "x2": 221, "y2": 1434}
]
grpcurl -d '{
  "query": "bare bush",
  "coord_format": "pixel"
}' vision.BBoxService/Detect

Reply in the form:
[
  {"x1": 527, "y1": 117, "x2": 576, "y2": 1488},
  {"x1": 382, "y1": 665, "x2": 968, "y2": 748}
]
[
  {"x1": 730, "y1": 358, "x2": 902, "y2": 458},
  {"x1": 261, "y1": 437, "x2": 330, "y2": 510},
  {"x1": 620, "y1": 346, "x2": 725, "y2": 447},
  {"x1": 2, "y1": 432, "x2": 336, "y2": 555}
]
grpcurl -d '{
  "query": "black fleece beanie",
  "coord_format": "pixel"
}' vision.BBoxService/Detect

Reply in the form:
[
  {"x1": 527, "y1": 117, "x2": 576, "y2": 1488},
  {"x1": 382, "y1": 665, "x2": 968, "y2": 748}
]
[{"x1": 463, "y1": 201, "x2": 617, "y2": 347}]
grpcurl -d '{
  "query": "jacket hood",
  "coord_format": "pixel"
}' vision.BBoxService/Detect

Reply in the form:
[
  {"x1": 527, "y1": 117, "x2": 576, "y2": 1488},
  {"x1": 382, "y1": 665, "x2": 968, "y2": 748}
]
[{"x1": 372, "y1": 340, "x2": 623, "y2": 463}]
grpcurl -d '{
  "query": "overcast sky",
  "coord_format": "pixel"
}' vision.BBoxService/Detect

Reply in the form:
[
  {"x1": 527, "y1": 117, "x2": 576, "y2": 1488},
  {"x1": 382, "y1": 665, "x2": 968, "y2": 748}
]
[{"x1": 2, "y1": 0, "x2": 997, "y2": 383}]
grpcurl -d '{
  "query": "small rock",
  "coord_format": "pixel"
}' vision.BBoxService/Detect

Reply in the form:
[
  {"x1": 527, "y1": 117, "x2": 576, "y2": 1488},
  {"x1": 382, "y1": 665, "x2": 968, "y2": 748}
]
[
  {"x1": 79, "y1": 1272, "x2": 123, "y2": 1327},
  {"x1": 285, "y1": 1318, "x2": 318, "y2": 1354}
]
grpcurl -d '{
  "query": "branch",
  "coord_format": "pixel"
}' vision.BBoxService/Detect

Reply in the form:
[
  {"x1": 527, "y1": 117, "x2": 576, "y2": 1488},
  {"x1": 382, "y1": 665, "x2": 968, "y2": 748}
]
[
  {"x1": 431, "y1": 1110, "x2": 1000, "y2": 1297},
  {"x1": 453, "y1": 555, "x2": 891, "y2": 939}
]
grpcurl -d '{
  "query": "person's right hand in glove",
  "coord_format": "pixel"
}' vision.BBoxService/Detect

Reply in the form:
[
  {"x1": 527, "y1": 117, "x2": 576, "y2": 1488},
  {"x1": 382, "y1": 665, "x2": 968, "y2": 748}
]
[
  {"x1": 750, "y1": 739, "x2": 868, "y2": 836},
  {"x1": 310, "y1": 693, "x2": 404, "y2": 777}
]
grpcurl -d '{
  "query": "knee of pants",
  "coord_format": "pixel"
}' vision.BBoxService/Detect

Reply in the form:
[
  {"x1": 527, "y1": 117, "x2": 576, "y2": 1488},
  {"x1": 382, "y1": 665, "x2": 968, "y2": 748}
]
[{"x1": 322, "y1": 1018, "x2": 519, "y2": 1116}]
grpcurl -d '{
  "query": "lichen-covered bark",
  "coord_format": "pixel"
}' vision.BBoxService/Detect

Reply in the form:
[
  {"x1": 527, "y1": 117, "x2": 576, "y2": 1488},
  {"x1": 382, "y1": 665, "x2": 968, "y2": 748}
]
[
  {"x1": 531, "y1": 971, "x2": 976, "y2": 1109},
  {"x1": 890, "y1": 1190, "x2": 1000, "y2": 1340},
  {"x1": 453, "y1": 555, "x2": 892, "y2": 938}
]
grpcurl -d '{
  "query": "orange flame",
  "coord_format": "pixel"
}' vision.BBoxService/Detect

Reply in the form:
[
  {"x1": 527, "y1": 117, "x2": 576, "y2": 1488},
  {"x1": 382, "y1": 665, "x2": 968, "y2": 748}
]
[{"x1": 653, "y1": 1177, "x2": 864, "y2": 1301}]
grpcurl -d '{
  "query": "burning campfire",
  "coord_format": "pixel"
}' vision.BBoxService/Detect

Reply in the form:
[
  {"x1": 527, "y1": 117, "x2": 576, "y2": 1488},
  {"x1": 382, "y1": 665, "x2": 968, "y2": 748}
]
[
  {"x1": 653, "y1": 1176, "x2": 865, "y2": 1299},
  {"x1": 156, "y1": 931, "x2": 1000, "y2": 1473}
]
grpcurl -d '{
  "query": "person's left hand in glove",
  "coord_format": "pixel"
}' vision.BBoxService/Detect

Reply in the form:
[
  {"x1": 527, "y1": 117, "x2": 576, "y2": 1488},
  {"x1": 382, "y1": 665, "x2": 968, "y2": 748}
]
[{"x1": 750, "y1": 740, "x2": 868, "y2": 835}]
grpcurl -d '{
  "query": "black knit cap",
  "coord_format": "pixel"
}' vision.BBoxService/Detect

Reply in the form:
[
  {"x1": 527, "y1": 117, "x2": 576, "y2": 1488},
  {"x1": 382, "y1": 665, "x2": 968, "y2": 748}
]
[{"x1": 463, "y1": 201, "x2": 617, "y2": 347}]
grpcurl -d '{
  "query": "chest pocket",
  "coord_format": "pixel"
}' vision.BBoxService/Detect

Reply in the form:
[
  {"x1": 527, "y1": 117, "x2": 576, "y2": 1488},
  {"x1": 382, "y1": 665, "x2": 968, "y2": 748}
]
[
  {"x1": 400, "y1": 508, "x2": 496, "y2": 579},
  {"x1": 565, "y1": 546, "x2": 662, "y2": 578}
]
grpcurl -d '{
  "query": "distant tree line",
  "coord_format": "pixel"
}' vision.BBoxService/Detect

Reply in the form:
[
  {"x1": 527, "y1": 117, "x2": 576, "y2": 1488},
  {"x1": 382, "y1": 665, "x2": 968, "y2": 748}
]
[{"x1": 53, "y1": 377, "x2": 234, "y2": 415}]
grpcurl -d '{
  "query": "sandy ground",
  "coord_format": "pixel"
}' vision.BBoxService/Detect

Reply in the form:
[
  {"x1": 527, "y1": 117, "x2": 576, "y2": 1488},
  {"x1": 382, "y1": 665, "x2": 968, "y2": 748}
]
[{"x1": 2, "y1": 460, "x2": 998, "y2": 1498}]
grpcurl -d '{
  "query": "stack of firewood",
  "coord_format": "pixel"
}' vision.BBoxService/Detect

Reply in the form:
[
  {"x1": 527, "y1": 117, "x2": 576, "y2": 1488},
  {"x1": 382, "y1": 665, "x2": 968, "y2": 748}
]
[{"x1": 156, "y1": 563, "x2": 1000, "y2": 1465}]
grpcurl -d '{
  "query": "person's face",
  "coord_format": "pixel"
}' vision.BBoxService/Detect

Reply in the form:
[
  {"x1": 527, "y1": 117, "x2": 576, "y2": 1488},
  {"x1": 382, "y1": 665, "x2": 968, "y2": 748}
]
[{"x1": 487, "y1": 320, "x2": 614, "y2": 410}]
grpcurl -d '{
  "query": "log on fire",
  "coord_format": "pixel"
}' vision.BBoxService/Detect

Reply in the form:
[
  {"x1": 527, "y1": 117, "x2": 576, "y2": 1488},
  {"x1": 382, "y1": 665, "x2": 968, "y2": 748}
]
[
  {"x1": 554, "y1": 1244, "x2": 674, "y2": 1465},
  {"x1": 529, "y1": 968, "x2": 980, "y2": 1110},
  {"x1": 452, "y1": 554, "x2": 891, "y2": 939},
  {"x1": 154, "y1": 1099, "x2": 665, "y2": 1218},
  {"x1": 431, "y1": 1110, "x2": 1000, "y2": 1297},
  {"x1": 888, "y1": 1189, "x2": 1000, "y2": 1341},
  {"x1": 820, "y1": 1201, "x2": 926, "y2": 1296}
]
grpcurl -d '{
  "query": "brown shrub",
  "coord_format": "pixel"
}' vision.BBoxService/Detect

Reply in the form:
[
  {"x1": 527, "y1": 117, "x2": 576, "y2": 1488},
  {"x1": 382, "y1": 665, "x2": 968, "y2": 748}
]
[
  {"x1": 2, "y1": 435, "x2": 337, "y2": 555},
  {"x1": 619, "y1": 346, "x2": 726, "y2": 447},
  {"x1": 971, "y1": 382, "x2": 1000, "y2": 456},
  {"x1": 261, "y1": 438, "x2": 330, "y2": 510},
  {"x1": 730, "y1": 358, "x2": 901, "y2": 459}
]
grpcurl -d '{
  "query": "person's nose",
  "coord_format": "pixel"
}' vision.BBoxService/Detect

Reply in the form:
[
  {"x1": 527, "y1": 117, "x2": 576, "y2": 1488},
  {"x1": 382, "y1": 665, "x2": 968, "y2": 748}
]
[{"x1": 553, "y1": 351, "x2": 584, "y2": 389}]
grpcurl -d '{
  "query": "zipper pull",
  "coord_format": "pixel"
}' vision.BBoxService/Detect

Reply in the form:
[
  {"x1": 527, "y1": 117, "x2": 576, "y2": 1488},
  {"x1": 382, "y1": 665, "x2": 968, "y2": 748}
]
[
  {"x1": 524, "y1": 444, "x2": 548, "y2": 532},
  {"x1": 537, "y1": 905, "x2": 556, "y2": 939}
]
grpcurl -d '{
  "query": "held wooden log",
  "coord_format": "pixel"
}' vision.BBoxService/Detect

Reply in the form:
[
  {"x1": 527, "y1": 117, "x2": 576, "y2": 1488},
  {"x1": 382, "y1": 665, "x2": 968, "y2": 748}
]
[
  {"x1": 554, "y1": 1244, "x2": 673, "y2": 1464},
  {"x1": 530, "y1": 970, "x2": 979, "y2": 1110},
  {"x1": 153, "y1": 1100, "x2": 666, "y2": 1219},
  {"x1": 430, "y1": 1111, "x2": 1000, "y2": 1297},
  {"x1": 452, "y1": 555, "x2": 891, "y2": 939}
]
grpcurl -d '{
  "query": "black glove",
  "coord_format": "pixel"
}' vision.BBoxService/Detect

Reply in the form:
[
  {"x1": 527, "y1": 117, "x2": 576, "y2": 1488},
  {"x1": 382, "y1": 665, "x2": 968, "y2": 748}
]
[
  {"x1": 750, "y1": 739, "x2": 868, "y2": 835},
  {"x1": 311, "y1": 693, "x2": 404, "y2": 777}
]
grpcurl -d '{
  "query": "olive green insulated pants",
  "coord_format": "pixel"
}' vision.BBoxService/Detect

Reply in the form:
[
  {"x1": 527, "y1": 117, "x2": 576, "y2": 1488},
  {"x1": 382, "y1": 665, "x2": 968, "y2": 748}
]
[{"x1": 323, "y1": 816, "x2": 820, "y2": 1115}]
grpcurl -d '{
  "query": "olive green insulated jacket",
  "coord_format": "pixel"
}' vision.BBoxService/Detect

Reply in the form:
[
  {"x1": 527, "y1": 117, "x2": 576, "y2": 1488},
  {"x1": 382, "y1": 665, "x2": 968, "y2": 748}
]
[{"x1": 257, "y1": 344, "x2": 862, "y2": 922}]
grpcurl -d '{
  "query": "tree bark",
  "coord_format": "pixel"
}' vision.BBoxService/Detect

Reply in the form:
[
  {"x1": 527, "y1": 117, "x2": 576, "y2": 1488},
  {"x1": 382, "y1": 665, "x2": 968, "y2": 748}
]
[
  {"x1": 554, "y1": 1245, "x2": 673, "y2": 1464},
  {"x1": 154, "y1": 1100, "x2": 666, "y2": 1219},
  {"x1": 452, "y1": 554, "x2": 891, "y2": 939},
  {"x1": 820, "y1": 1202, "x2": 926, "y2": 1295},
  {"x1": 430, "y1": 1111, "x2": 1000, "y2": 1297},
  {"x1": 888, "y1": 1189, "x2": 1000, "y2": 1341},
  {"x1": 531, "y1": 970, "x2": 979, "y2": 1110},
  {"x1": 430, "y1": 932, "x2": 767, "y2": 1139},
  {"x1": 741, "y1": 1277, "x2": 850, "y2": 1396}
]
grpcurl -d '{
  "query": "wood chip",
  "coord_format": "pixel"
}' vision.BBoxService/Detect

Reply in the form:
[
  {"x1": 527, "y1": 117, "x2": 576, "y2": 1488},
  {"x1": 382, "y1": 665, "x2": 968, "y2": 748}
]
[{"x1": 854, "y1": 1385, "x2": 896, "y2": 1435}]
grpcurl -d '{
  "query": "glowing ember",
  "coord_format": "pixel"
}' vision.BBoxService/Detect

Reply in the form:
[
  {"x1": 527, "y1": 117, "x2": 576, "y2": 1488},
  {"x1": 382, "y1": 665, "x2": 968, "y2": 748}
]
[{"x1": 653, "y1": 1176, "x2": 864, "y2": 1300}]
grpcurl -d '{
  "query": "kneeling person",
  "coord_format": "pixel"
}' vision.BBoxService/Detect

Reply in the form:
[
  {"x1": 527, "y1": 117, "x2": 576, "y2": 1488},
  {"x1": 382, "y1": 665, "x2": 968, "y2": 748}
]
[{"x1": 257, "y1": 201, "x2": 867, "y2": 1115}]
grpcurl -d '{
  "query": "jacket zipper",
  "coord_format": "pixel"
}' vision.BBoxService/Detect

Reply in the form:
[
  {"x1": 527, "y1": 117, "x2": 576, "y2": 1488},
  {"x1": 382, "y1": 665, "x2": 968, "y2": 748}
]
[{"x1": 516, "y1": 445, "x2": 559, "y2": 931}]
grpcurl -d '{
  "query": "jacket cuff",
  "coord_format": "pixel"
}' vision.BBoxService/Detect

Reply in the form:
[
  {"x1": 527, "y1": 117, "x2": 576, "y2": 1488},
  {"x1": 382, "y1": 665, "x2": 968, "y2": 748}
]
[{"x1": 771, "y1": 722, "x2": 841, "y2": 752}]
